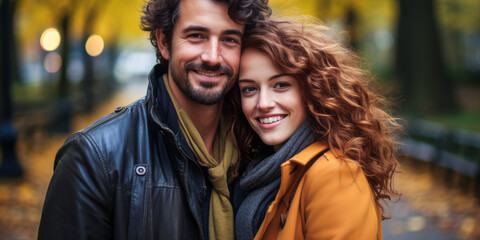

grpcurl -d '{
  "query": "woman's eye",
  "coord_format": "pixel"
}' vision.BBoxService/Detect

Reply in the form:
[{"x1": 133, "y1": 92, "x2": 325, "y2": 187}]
[
  {"x1": 241, "y1": 86, "x2": 257, "y2": 95},
  {"x1": 275, "y1": 82, "x2": 291, "y2": 89}
]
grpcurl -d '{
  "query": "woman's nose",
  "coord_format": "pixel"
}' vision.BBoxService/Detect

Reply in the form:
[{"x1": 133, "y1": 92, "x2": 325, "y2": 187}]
[{"x1": 257, "y1": 90, "x2": 275, "y2": 112}]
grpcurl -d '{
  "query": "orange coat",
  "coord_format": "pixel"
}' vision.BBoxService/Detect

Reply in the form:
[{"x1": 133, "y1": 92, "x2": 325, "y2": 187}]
[{"x1": 253, "y1": 142, "x2": 382, "y2": 240}]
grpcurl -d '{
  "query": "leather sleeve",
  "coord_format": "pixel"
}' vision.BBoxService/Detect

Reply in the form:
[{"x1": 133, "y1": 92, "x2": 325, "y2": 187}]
[
  {"x1": 300, "y1": 155, "x2": 379, "y2": 240},
  {"x1": 38, "y1": 132, "x2": 114, "y2": 239}
]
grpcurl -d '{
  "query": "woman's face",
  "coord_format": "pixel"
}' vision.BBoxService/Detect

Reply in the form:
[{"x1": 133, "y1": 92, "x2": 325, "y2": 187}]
[{"x1": 239, "y1": 48, "x2": 307, "y2": 150}]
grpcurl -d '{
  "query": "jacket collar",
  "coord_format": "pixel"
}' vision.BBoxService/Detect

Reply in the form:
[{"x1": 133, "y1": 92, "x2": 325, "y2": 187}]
[
  {"x1": 254, "y1": 141, "x2": 329, "y2": 240},
  {"x1": 146, "y1": 64, "x2": 199, "y2": 160},
  {"x1": 287, "y1": 141, "x2": 329, "y2": 166},
  {"x1": 146, "y1": 64, "x2": 205, "y2": 238},
  {"x1": 146, "y1": 64, "x2": 180, "y2": 134}
]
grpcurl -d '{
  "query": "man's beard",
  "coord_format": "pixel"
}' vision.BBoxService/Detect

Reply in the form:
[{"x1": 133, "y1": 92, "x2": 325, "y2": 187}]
[{"x1": 170, "y1": 61, "x2": 235, "y2": 105}]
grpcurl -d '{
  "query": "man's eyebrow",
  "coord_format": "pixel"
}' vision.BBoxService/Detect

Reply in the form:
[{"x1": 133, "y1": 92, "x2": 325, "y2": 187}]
[
  {"x1": 223, "y1": 29, "x2": 243, "y2": 38},
  {"x1": 182, "y1": 25, "x2": 242, "y2": 38},
  {"x1": 182, "y1": 25, "x2": 209, "y2": 34}
]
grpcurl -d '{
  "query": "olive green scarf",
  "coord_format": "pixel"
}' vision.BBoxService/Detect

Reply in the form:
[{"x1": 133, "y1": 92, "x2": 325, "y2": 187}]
[{"x1": 163, "y1": 76, "x2": 239, "y2": 240}]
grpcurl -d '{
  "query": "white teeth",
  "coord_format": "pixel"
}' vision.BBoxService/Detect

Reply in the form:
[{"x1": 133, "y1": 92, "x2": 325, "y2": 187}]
[
  {"x1": 259, "y1": 116, "x2": 284, "y2": 124},
  {"x1": 196, "y1": 70, "x2": 221, "y2": 77}
]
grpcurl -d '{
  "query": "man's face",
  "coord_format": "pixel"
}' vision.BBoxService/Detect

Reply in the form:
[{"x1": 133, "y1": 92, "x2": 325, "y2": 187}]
[{"x1": 165, "y1": 0, "x2": 244, "y2": 105}]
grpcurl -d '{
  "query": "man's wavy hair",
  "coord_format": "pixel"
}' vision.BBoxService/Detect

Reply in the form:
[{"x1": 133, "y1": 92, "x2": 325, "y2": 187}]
[
  {"x1": 229, "y1": 19, "x2": 401, "y2": 219},
  {"x1": 140, "y1": 0, "x2": 271, "y2": 66}
]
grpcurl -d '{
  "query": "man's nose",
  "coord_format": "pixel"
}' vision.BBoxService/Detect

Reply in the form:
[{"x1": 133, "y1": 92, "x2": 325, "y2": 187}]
[
  {"x1": 257, "y1": 90, "x2": 275, "y2": 112},
  {"x1": 201, "y1": 38, "x2": 222, "y2": 66}
]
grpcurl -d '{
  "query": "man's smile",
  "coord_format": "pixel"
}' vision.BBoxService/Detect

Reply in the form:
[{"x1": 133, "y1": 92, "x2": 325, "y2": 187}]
[{"x1": 192, "y1": 69, "x2": 225, "y2": 77}]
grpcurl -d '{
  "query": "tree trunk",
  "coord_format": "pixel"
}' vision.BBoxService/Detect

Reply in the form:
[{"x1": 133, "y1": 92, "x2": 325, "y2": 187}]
[
  {"x1": 396, "y1": 0, "x2": 457, "y2": 115},
  {"x1": 53, "y1": 13, "x2": 73, "y2": 133},
  {"x1": 0, "y1": 0, "x2": 23, "y2": 178},
  {"x1": 9, "y1": 0, "x2": 21, "y2": 84},
  {"x1": 81, "y1": 6, "x2": 98, "y2": 112},
  {"x1": 345, "y1": 7, "x2": 359, "y2": 50},
  {"x1": 58, "y1": 13, "x2": 71, "y2": 99},
  {"x1": 1, "y1": 0, "x2": 14, "y2": 120}
]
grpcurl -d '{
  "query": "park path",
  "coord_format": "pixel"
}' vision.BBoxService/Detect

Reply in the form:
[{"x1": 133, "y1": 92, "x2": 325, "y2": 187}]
[
  {"x1": 0, "y1": 80, "x2": 479, "y2": 239},
  {"x1": 384, "y1": 158, "x2": 480, "y2": 239}
]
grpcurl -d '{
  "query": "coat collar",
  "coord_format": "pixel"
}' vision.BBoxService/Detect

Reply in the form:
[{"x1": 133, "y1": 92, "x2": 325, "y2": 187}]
[
  {"x1": 146, "y1": 64, "x2": 180, "y2": 134},
  {"x1": 287, "y1": 141, "x2": 329, "y2": 166},
  {"x1": 146, "y1": 64, "x2": 206, "y2": 239},
  {"x1": 254, "y1": 141, "x2": 329, "y2": 240}
]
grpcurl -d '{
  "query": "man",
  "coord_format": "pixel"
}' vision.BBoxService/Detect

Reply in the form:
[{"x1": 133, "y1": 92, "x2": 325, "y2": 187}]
[{"x1": 38, "y1": 0, "x2": 271, "y2": 239}]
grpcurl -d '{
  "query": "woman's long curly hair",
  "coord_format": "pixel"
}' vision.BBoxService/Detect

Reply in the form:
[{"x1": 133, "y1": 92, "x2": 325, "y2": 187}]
[{"x1": 228, "y1": 18, "x2": 401, "y2": 219}]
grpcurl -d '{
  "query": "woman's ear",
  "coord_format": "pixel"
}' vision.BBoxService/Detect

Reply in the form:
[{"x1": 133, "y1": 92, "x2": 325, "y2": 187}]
[{"x1": 155, "y1": 28, "x2": 170, "y2": 60}]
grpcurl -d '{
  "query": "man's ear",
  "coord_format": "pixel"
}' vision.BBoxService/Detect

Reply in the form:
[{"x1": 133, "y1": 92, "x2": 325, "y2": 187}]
[{"x1": 155, "y1": 28, "x2": 170, "y2": 60}]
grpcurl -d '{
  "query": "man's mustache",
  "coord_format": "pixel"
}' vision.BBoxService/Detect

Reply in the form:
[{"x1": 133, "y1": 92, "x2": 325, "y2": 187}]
[{"x1": 185, "y1": 62, "x2": 233, "y2": 78}]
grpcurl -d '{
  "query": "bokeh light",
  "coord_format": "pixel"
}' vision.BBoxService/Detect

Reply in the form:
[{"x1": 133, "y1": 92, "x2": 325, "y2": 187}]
[
  {"x1": 406, "y1": 216, "x2": 427, "y2": 232},
  {"x1": 85, "y1": 34, "x2": 104, "y2": 57},
  {"x1": 40, "y1": 28, "x2": 61, "y2": 51},
  {"x1": 43, "y1": 52, "x2": 62, "y2": 73}
]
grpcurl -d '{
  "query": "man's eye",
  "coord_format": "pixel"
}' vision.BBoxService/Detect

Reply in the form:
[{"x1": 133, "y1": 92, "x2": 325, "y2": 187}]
[
  {"x1": 188, "y1": 33, "x2": 204, "y2": 39},
  {"x1": 223, "y1": 37, "x2": 240, "y2": 44}
]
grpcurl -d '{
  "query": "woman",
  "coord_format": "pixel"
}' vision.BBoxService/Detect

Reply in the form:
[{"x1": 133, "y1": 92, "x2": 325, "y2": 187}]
[{"x1": 231, "y1": 19, "x2": 400, "y2": 240}]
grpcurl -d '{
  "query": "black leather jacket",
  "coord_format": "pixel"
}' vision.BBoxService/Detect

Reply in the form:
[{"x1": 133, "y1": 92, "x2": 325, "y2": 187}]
[{"x1": 39, "y1": 65, "x2": 210, "y2": 240}]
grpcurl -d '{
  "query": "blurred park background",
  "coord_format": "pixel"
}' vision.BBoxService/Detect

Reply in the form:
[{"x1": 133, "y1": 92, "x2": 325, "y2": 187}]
[{"x1": 1, "y1": 0, "x2": 480, "y2": 239}]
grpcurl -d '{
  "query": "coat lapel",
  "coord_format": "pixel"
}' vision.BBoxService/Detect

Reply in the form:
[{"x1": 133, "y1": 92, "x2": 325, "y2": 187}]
[{"x1": 254, "y1": 142, "x2": 329, "y2": 240}]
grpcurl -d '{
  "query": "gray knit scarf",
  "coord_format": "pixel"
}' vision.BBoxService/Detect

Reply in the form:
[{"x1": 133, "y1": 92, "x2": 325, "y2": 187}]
[{"x1": 235, "y1": 120, "x2": 316, "y2": 240}]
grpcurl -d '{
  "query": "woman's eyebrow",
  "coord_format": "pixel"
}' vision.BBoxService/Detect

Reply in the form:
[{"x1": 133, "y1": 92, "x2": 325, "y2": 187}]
[
  {"x1": 238, "y1": 74, "x2": 289, "y2": 83},
  {"x1": 269, "y1": 73, "x2": 289, "y2": 81},
  {"x1": 238, "y1": 79, "x2": 255, "y2": 83}
]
